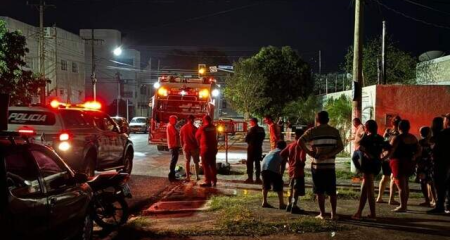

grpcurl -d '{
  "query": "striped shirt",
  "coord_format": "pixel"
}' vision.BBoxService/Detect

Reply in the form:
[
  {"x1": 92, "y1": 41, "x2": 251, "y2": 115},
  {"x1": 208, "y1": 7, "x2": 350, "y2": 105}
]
[{"x1": 299, "y1": 124, "x2": 344, "y2": 170}]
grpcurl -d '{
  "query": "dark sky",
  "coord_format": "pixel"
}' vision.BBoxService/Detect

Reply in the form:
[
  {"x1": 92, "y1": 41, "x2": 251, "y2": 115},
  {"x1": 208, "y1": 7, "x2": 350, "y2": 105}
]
[{"x1": 1, "y1": 0, "x2": 450, "y2": 72}]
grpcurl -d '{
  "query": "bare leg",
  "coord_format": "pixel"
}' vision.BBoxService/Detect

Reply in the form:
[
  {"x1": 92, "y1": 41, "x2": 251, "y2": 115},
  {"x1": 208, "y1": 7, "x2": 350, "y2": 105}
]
[
  {"x1": 194, "y1": 162, "x2": 200, "y2": 180},
  {"x1": 393, "y1": 177, "x2": 407, "y2": 211},
  {"x1": 377, "y1": 175, "x2": 389, "y2": 202},
  {"x1": 420, "y1": 181, "x2": 431, "y2": 205},
  {"x1": 277, "y1": 191, "x2": 286, "y2": 208},
  {"x1": 316, "y1": 194, "x2": 326, "y2": 219},
  {"x1": 354, "y1": 177, "x2": 368, "y2": 219},
  {"x1": 262, "y1": 189, "x2": 269, "y2": 206},
  {"x1": 429, "y1": 182, "x2": 437, "y2": 205},
  {"x1": 367, "y1": 174, "x2": 376, "y2": 218},
  {"x1": 330, "y1": 195, "x2": 337, "y2": 220},
  {"x1": 389, "y1": 174, "x2": 399, "y2": 205}
]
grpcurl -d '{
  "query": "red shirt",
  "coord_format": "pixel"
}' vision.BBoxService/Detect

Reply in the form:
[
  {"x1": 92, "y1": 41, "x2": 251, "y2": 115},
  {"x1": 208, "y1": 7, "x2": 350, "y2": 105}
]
[
  {"x1": 180, "y1": 123, "x2": 199, "y2": 151},
  {"x1": 166, "y1": 123, "x2": 180, "y2": 149},
  {"x1": 195, "y1": 123, "x2": 218, "y2": 154},
  {"x1": 280, "y1": 141, "x2": 306, "y2": 178}
]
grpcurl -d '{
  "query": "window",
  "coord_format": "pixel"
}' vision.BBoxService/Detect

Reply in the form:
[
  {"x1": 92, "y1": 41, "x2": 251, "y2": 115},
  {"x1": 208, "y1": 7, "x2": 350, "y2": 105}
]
[
  {"x1": 5, "y1": 150, "x2": 42, "y2": 197},
  {"x1": 72, "y1": 62, "x2": 78, "y2": 73},
  {"x1": 60, "y1": 110, "x2": 88, "y2": 127},
  {"x1": 61, "y1": 60, "x2": 67, "y2": 71},
  {"x1": 31, "y1": 150, "x2": 69, "y2": 191},
  {"x1": 222, "y1": 99, "x2": 227, "y2": 109},
  {"x1": 89, "y1": 113, "x2": 116, "y2": 132}
]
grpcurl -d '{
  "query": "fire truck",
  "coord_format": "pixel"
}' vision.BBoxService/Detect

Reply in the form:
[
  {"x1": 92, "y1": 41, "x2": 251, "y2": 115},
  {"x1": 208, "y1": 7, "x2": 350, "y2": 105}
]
[{"x1": 148, "y1": 76, "x2": 216, "y2": 151}]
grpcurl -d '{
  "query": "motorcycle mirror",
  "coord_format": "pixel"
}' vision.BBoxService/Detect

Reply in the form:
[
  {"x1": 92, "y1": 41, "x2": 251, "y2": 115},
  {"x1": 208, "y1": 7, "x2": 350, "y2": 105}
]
[{"x1": 73, "y1": 172, "x2": 88, "y2": 183}]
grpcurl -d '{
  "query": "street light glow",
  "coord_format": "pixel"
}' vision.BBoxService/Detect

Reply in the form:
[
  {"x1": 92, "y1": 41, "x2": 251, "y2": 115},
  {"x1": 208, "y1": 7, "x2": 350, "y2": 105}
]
[
  {"x1": 153, "y1": 82, "x2": 161, "y2": 89},
  {"x1": 212, "y1": 89, "x2": 220, "y2": 97},
  {"x1": 113, "y1": 47, "x2": 122, "y2": 56}
]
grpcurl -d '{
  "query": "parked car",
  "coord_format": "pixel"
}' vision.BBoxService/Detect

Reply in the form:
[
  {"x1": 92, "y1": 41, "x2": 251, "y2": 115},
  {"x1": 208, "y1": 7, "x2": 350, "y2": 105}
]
[
  {"x1": 7, "y1": 100, "x2": 134, "y2": 177},
  {"x1": 129, "y1": 117, "x2": 149, "y2": 134},
  {"x1": 0, "y1": 131, "x2": 93, "y2": 240},
  {"x1": 111, "y1": 116, "x2": 130, "y2": 134}
]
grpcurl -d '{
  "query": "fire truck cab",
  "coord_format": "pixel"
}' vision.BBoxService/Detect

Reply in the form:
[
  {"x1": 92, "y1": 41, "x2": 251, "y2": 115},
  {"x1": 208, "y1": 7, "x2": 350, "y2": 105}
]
[{"x1": 149, "y1": 76, "x2": 215, "y2": 151}]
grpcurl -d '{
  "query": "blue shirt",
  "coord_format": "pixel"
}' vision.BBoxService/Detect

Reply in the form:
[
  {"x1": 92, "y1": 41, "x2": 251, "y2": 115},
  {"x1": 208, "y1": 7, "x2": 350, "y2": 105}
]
[{"x1": 262, "y1": 148, "x2": 283, "y2": 174}]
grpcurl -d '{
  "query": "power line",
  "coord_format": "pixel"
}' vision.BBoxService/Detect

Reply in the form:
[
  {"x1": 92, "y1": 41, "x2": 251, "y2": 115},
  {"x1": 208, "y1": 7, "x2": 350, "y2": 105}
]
[
  {"x1": 375, "y1": 0, "x2": 450, "y2": 30},
  {"x1": 399, "y1": 0, "x2": 450, "y2": 16}
]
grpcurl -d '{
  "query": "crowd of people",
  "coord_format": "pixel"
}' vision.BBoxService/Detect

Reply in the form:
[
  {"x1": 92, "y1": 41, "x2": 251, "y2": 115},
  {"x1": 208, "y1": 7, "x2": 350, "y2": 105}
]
[{"x1": 166, "y1": 111, "x2": 450, "y2": 220}]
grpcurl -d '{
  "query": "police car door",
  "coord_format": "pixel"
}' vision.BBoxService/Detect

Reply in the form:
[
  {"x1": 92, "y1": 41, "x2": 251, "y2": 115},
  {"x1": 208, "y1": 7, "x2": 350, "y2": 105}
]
[
  {"x1": 101, "y1": 114, "x2": 123, "y2": 162},
  {"x1": 90, "y1": 112, "x2": 114, "y2": 161}
]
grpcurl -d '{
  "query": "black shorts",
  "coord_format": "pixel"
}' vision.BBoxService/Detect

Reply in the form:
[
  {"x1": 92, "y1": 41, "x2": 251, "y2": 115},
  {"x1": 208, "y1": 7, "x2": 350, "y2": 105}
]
[
  {"x1": 289, "y1": 177, "x2": 305, "y2": 196},
  {"x1": 311, "y1": 168, "x2": 336, "y2": 196},
  {"x1": 262, "y1": 170, "x2": 283, "y2": 192},
  {"x1": 382, "y1": 161, "x2": 392, "y2": 176}
]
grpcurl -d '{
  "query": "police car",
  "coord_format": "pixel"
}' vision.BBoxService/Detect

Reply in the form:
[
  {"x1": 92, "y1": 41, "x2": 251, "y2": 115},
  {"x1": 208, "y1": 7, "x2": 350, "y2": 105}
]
[{"x1": 7, "y1": 100, "x2": 134, "y2": 177}]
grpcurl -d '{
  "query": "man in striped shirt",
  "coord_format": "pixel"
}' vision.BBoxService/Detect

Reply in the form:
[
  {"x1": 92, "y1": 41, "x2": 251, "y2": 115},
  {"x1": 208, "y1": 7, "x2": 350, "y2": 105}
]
[{"x1": 299, "y1": 111, "x2": 344, "y2": 220}]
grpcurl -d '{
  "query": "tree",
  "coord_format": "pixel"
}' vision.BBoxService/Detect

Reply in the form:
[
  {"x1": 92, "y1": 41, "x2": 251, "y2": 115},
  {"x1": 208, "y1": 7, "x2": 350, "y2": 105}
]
[
  {"x1": 283, "y1": 95, "x2": 321, "y2": 125},
  {"x1": 223, "y1": 58, "x2": 269, "y2": 119},
  {"x1": 324, "y1": 94, "x2": 352, "y2": 150},
  {"x1": 252, "y1": 46, "x2": 312, "y2": 117},
  {"x1": 0, "y1": 20, "x2": 47, "y2": 105},
  {"x1": 343, "y1": 37, "x2": 417, "y2": 86}
]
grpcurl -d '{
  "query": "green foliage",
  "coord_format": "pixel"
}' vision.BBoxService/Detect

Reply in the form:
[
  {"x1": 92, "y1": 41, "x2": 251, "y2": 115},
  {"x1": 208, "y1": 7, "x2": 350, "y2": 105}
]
[
  {"x1": 324, "y1": 94, "x2": 352, "y2": 148},
  {"x1": 224, "y1": 46, "x2": 312, "y2": 118},
  {"x1": 343, "y1": 37, "x2": 418, "y2": 86},
  {"x1": 223, "y1": 58, "x2": 270, "y2": 119},
  {"x1": 0, "y1": 20, "x2": 48, "y2": 105},
  {"x1": 253, "y1": 46, "x2": 312, "y2": 117},
  {"x1": 283, "y1": 95, "x2": 321, "y2": 125}
]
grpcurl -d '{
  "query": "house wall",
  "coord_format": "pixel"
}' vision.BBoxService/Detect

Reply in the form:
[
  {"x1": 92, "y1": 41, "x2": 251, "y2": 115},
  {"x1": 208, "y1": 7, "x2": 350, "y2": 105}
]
[{"x1": 375, "y1": 85, "x2": 450, "y2": 136}]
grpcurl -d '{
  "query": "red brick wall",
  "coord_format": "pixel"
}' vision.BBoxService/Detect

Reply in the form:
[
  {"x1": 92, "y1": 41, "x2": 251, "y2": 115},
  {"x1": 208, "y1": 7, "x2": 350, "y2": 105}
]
[{"x1": 375, "y1": 85, "x2": 450, "y2": 136}]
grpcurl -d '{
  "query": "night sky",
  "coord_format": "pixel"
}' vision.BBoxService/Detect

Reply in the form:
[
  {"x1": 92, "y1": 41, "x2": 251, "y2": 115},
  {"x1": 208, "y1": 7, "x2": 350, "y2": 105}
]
[{"x1": 1, "y1": 0, "x2": 450, "y2": 72}]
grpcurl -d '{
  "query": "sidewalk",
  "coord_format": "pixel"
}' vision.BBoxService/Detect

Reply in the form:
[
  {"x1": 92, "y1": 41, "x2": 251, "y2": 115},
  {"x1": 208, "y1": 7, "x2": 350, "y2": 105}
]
[{"x1": 115, "y1": 177, "x2": 450, "y2": 240}]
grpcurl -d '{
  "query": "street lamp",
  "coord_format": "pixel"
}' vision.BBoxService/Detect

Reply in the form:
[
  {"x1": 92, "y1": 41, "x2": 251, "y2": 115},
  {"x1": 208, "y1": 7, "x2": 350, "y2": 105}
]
[
  {"x1": 113, "y1": 47, "x2": 122, "y2": 117},
  {"x1": 113, "y1": 47, "x2": 122, "y2": 56},
  {"x1": 212, "y1": 89, "x2": 220, "y2": 97}
]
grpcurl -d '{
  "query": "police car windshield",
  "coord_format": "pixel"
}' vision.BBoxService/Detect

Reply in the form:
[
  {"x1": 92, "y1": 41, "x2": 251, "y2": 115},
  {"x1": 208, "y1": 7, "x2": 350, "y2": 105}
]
[{"x1": 131, "y1": 118, "x2": 146, "y2": 123}]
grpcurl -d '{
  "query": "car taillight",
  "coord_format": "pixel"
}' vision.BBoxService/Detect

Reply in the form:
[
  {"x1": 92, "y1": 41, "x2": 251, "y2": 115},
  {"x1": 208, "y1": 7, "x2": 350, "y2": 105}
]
[
  {"x1": 59, "y1": 133, "x2": 70, "y2": 141},
  {"x1": 18, "y1": 129, "x2": 35, "y2": 134}
]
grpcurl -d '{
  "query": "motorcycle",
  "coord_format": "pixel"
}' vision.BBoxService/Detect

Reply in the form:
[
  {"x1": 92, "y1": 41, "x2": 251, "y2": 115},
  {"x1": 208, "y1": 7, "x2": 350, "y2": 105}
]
[{"x1": 87, "y1": 172, "x2": 132, "y2": 229}]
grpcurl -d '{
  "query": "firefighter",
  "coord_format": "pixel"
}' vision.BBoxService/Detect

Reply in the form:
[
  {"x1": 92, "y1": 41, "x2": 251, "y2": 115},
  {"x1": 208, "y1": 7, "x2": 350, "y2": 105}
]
[
  {"x1": 264, "y1": 115, "x2": 281, "y2": 150},
  {"x1": 167, "y1": 115, "x2": 180, "y2": 181},
  {"x1": 196, "y1": 115, "x2": 218, "y2": 187},
  {"x1": 245, "y1": 118, "x2": 266, "y2": 184}
]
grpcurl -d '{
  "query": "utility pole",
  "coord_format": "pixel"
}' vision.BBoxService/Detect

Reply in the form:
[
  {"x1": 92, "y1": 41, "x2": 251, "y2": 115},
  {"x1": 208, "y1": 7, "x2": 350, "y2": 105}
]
[
  {"x1": 318, "y1": 50, "x2": 322, "y2": 75},
  {"x1": 381, "y1": 21, "x2": 387, "y2": 85},
  {"x1": 82, "y1": 30, "x2": 103, "y2": 101},
  {"x1": 352, "y1": 0, "x2": 364, "y2": 121},
  {"x1": 28, "y1": 0, "x2": 55, "y2": 103},
  {"x1": 116, "y1": 72, "x2": 121, "y2": 116},
  {"x1": 54, "y1": 25, "x2": 58, "y2": 97}
]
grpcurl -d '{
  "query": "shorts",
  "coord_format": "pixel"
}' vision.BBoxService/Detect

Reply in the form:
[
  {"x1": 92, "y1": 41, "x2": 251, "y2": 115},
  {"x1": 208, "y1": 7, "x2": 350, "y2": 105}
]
[
  {"x1": 262, "y1": 170, "x2": 283, "y2": 192},
  {"x1": 311, "y1": 168, "x2": 336, "y2": 196},
  {"x1": 382, "y1": 160, "x2": 392, "y2": 176},
  {"x1": 183, "y1": 148, "x2": 200, "y2": 164},
  {"x1": 289, "y1": 177, "x2": 305, "y2": 196}
]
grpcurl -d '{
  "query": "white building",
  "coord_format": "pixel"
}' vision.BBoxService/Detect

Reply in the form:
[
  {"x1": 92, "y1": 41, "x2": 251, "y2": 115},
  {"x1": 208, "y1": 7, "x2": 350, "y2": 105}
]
[
  {"x1": 80, "y1": 29, "x2": 149, "y2": 119},
  {"x1": 0, "y1": 17, "x2": 86, "y2": 103},
  {"x1": 416, "y1": 54, "x2": 450, "y2": 85}
]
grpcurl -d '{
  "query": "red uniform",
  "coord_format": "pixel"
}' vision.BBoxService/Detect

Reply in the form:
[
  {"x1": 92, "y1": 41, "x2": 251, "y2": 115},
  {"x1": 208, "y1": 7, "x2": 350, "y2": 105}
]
[{"x1": 196, "y1": 123, "x2": 218, "y2": 184}]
